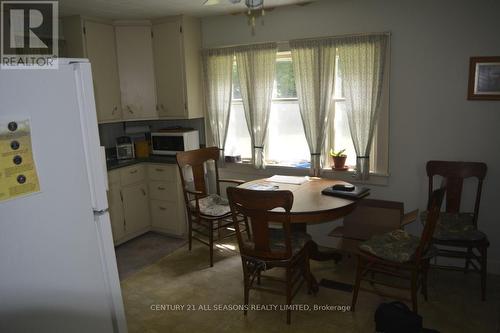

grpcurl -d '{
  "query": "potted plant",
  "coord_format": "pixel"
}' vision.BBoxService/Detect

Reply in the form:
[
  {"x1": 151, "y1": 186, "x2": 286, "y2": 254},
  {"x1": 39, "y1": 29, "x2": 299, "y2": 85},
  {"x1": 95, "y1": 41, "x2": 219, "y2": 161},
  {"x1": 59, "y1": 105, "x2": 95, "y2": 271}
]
[{"x1": 329, "y1": 149, "x2": 348, "y2": 170}]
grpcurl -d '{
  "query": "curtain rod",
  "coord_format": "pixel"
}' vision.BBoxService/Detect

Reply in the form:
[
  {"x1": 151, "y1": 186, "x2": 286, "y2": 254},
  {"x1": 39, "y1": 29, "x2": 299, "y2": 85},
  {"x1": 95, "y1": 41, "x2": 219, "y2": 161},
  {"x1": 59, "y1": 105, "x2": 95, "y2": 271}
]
[{"x1": 202, "y1": 31, "x2": 391, "y2": 51}]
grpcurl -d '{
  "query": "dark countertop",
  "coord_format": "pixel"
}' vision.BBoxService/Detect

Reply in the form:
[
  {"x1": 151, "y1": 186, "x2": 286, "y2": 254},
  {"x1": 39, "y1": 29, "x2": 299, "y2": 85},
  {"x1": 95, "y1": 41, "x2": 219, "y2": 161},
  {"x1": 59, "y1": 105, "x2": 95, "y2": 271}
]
[{"x1": 107, "y1": 155, "x2": 177, "y2": 171}]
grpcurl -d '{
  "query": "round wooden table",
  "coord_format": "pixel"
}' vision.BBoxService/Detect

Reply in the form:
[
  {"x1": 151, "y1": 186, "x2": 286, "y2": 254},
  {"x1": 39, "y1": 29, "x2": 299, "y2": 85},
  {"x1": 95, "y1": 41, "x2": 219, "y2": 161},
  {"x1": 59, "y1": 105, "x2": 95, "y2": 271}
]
[
  {"x1": 240, "y1": 177, "x2": 358, "y2": 260},
  {"x1": 240, "y1": 177, "x2": 358, "y2": 223}
]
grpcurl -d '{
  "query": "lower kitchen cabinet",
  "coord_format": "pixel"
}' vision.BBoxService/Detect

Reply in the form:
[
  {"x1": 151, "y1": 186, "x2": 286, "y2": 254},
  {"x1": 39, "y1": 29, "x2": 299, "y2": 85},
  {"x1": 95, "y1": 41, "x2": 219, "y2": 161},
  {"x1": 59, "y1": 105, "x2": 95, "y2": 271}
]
[
  {"x1": 150, "y1": 199, "x2": 183, "y2": 235},
  {"x1": 147, "y1": 163, "x2": 186, "y2": 237},
  {"x1": 107, "y1": 162, "x2": 187, "y2": 245},
  {"x1": 107, "y1": 165, "x2": 150, "y2": 245},
  {"x1": 121, "y1": 182, "x2": 150, "y2": 235},
  {"x1": 108, "y1": 182, "x2": 126, "y2": 241}
]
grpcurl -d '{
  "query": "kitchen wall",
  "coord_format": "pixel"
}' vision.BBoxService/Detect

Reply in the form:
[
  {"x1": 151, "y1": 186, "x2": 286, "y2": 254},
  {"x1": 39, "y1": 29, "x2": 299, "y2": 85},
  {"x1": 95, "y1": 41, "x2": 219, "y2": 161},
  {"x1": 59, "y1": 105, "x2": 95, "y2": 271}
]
[
  {"x1": 98, "y1": 118, "x2": 205, "y2": 149},
  {"x1": 201, "y1": 0, "x2": 500, "y2": 273}
]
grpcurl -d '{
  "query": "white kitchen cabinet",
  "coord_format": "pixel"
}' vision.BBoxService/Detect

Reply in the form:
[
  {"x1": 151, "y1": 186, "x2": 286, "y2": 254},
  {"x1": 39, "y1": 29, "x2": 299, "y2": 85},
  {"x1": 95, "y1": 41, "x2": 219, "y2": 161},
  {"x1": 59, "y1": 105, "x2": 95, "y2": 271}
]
[
  {"x1": 107, "y1": 165, "x2": 149, "y2": 245},
  {"x1": 147, "y1": 164, "x2": 186, "y2": 236},
  {"x1": 150, "y1": 200, "x2": 182, "y2": 235},
  {"x1": 121, "y1": 182, "x2": 151, "y2": 235},
  {"x1": 119, "y1": 164, "x2": 146, "y2": 186},
  {"x1": 62, "y1": 16, "x2": 122, "y2": 123},
  {"x1": 108, "y1": 182, "x2": 126, "y2": 241},
  {"x1": 152, "y1": 16, "x2": 203, "y2": 119},
  {"x1": 115, "y1": 22, "x2": 158, "y2": 120},
  {"x1": 106, "y1": 163, "x2": 186, "y2": 244}
]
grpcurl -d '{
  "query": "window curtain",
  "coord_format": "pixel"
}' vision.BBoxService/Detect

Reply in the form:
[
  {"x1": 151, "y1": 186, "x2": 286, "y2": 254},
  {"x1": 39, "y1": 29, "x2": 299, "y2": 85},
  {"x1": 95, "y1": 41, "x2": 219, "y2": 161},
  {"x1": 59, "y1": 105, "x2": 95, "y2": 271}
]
[
  {"x1": 234, "y1": 42, "x2": 278, "y2": 169},
  {"x1": 201, "y1": 48, "x2": 234, "y2": 166},
  {"x1": 290, "y1": 39, "x2": 337, "y2": 177},
  {"x1": 338, "y1": 35, "x2": 388, "y2": 180}
]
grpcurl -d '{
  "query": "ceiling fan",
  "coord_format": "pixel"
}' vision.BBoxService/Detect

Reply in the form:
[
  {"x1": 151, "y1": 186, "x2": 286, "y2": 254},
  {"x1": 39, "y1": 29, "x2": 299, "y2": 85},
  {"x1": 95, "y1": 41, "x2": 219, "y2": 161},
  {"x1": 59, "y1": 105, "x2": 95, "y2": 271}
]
[
  {"x1": 203, "y1": 0, "x2": 265, "y2": 9},
  {"x1": 203, "y1": 0, "x2": 267, "y2": 34}
]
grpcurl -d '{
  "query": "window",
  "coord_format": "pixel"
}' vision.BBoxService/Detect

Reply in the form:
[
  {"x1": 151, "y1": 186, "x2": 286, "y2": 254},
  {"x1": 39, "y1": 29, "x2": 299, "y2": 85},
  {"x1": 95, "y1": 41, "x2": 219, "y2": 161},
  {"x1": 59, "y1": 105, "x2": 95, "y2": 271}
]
[
  {"x1": 224, "y1": 49, "x2": 389, "y2": 174},
  {"x1": 225, "y1": 52, "x2": 311, "y2": 167}
]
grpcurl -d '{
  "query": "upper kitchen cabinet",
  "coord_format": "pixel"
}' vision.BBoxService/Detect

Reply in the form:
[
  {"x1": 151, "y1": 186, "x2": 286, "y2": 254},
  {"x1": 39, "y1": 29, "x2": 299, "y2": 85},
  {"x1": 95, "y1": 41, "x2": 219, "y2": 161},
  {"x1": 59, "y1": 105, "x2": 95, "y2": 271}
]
[
  {"x1": 115, "y1": 22, "x2": 158, "y2": 121},
  {"x1": 152, "y1": 16, "x2": 204, "y2": 119},
  {"x1": 62, "y1": 16, "x2": 122, "y2": 123}
]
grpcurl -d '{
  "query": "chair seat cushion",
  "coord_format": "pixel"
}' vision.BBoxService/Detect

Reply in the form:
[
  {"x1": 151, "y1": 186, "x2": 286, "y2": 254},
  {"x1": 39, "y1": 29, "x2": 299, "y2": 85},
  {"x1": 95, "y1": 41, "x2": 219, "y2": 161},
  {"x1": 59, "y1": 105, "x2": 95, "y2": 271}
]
[
  {"x1": 190, "y1": 194, "x2": 230, "y2": 217},
  {"x1": 269, "y1": 229, "x2": 311, "y2": 255},
  {"x1": 420, "y1": 211, "x2": 487, "y2": 241},
  {"x1": 359, "y1": 229, "x2": 420, "y2": 263},
  {"x1": 242, "y1": 229, "x2": 311, "y2": 256}
]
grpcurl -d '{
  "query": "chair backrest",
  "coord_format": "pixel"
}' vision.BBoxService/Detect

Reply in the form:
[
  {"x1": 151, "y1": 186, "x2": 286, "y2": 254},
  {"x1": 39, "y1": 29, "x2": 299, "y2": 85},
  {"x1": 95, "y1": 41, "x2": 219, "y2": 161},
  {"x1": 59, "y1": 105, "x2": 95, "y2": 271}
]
[
  {"x1": 227, "y1": 187, "x2": 294, "y2": 261},
  {"x1": 414, "y1": 187, "x2": 445, "y2": 262},
  {"x1": 176, "y1": 147, "x2": 221, "y2": 198},
  {"x1": 426, "y1": 160, "x2": 487, "y2": 226}
]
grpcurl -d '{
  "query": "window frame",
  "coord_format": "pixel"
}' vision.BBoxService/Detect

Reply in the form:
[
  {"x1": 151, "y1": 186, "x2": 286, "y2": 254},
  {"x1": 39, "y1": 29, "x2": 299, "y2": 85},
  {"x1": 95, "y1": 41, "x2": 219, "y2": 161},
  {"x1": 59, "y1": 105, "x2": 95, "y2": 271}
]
[{"x1": 220, "y1": 40, "x2": 391, "y2": 180}]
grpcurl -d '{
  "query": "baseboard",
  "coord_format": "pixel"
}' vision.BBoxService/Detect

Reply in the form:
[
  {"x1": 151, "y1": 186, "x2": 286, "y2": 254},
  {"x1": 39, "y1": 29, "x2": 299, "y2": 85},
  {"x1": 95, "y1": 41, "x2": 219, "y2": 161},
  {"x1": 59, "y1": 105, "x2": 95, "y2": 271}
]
[
  {"x1": 113, "y1": 226, "x2": 151, "y2": 246},
  {"x1": 150, "y1": 227, "x2": 186, "y2": 239}
]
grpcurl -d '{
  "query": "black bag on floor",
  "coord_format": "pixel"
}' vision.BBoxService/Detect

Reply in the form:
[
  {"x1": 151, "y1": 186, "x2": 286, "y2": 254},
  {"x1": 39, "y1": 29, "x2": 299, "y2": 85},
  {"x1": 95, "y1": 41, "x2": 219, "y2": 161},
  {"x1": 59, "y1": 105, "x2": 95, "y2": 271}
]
[{"x1": 374, "y1": 302, "x2": 422, "y2": 333}]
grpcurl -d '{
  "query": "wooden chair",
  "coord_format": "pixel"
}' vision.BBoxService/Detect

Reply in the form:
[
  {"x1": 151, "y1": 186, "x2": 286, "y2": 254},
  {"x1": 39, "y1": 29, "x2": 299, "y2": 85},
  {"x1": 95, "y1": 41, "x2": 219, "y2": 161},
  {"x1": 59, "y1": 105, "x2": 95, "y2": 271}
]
[
  {"x1": 425, "y1": 160, "x2": 489, "y2": 300},
  {"x1": 351, "y1": 187, "x2": 445, "y2": 313},
  {"x1": 176, "y1": 147, "x2": 250, "y2": 267},
  {"x1": 227, "y1": 187, "x2": 314, "y2": 324}
]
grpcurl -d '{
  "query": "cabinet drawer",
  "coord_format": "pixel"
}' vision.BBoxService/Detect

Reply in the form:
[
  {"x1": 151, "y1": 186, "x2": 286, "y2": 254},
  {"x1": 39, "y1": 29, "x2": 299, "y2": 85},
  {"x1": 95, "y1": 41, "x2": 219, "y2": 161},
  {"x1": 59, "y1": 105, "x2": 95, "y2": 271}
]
[
  {"x1": 120, "y1": 164, "x2": 145, "y2": 186},
  {"x1": 150, "y1": 200, "x2": 181, "y2": 231},
  {"x1": 108, "y1": 170, "x2": 121, "y2": 185},
  {"x1": 148, "y1": 180, "x2": 179, "y2": 201},
  {"x1": 147, "y1": 164, "x2": 177, "y2": 181}
]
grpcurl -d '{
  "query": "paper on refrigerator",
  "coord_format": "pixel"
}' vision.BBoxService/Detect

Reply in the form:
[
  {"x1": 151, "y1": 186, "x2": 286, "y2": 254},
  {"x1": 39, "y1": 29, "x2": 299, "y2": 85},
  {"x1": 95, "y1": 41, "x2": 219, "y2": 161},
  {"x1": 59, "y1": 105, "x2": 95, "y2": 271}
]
[{"x1": 0, "y1": 118, "x2": 40, "y2": 202}]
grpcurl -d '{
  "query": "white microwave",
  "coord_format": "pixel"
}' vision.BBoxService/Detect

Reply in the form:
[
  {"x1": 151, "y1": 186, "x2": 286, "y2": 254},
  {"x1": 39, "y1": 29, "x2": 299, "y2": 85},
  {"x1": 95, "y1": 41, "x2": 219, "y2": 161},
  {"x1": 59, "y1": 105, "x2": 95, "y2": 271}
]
[{"x1": 151, "y1": 130, "x2": 200, "y2": 156}]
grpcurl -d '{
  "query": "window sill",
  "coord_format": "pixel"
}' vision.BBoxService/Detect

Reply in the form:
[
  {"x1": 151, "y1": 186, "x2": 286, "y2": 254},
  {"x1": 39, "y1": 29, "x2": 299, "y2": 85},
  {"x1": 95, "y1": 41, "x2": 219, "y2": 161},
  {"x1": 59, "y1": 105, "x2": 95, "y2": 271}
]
[{"x1": 220, "y1": 161, "x2": 389, "y2": 186}]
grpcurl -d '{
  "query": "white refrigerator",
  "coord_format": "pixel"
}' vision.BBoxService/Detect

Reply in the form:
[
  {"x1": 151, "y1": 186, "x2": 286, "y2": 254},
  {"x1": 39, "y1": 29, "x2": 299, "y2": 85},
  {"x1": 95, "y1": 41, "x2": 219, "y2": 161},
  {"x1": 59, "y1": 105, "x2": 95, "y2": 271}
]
[{"x1": 0, "y1": 59, "x2": 127, "y2": 332}]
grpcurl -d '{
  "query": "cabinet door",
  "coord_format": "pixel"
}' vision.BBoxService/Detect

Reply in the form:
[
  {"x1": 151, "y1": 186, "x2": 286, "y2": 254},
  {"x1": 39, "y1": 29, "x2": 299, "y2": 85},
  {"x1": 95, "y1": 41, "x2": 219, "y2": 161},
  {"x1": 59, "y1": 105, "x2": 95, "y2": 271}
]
[
  {"x1": 150, "y1": 200, "x2": 183, "y2": 235},
  {"x1": 152, "y1": 19, "x2": 186, "y2": 118},
  {"x1": 108, "y1": 184, "x2": 125, "y2": 242},
  {"x1": 181, "y1": 16, "x2": 204, "y2": 119},
  {"x1": 122, "y1": 183, "x2": 150, "y2": 235},
  {"x1": 115, "y1": 25, "x2": 158, "y2": 120},
  {"x1": 84, "y1": 20, "x2": 122, "y2": 123}
]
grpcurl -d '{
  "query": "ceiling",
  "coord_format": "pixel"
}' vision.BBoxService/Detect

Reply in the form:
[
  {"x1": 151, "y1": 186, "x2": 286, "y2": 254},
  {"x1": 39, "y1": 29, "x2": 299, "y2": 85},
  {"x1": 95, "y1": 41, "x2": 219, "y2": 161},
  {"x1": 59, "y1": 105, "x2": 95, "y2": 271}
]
[{"x1": 58, "y1": 0, "x2": 316, "y2": 20}]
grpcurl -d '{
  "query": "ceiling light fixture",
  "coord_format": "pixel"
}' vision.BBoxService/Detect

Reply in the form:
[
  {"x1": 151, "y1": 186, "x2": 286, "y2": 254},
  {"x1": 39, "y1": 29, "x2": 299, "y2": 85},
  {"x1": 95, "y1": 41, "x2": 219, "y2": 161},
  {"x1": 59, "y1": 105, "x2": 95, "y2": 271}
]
[{"x1": 244, "y1": 0, "x2": 265, "y2": 35}]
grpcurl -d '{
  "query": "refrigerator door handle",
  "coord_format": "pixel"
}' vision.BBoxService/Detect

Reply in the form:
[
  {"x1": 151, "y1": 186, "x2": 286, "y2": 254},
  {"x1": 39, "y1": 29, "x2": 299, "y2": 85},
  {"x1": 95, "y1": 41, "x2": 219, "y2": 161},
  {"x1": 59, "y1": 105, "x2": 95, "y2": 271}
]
[
  {"x1": 100, "y1": 146, "x2": 109, "y2": 192},
  {"x1": 94, "y1": 209, "x2": 109, "y2": 216},
  {"x1": 72, "y1": 62, "x2": 109, "y2": 212}
]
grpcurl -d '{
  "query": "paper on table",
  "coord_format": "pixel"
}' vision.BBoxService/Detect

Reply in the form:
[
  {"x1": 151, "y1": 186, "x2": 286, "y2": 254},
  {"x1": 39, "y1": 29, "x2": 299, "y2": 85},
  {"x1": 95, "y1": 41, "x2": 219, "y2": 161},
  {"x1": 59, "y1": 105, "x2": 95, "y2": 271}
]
[
  {"x1": 246, "y1": 182, "x2": 279, "y2": 191},
  {"x1": 266, "y1": 175, "x2": 308, "y2": 185}
]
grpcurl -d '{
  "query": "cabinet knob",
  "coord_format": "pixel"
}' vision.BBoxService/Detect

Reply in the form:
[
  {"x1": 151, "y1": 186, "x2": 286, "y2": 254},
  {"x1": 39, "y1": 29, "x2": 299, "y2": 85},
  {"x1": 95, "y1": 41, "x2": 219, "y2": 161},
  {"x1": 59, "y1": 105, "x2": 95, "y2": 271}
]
[
  {"x1": 112, "y1": 106, "x2": 117, "y2": 114},
  {"x1": 155, "y1": 168, "x2": 164, "y2": 172},
  {"x1": 158, "y1": 186, "x2": 165, "y2": 190},
  {"x1": 160, "y1": 104, "x2": 165, "y2": 110},
  {"x1": 159, "y1": 206, "x2": 166, "y2": 211},
  {"x1": 130, "y1": 170, "x2": 138, "y2": 174},
  {"x1": 141, "y1": 188, "x2": 146, "y2": 196},
  {"x1": 127, "y1": 105, "x2": 134, "y2": 114}
]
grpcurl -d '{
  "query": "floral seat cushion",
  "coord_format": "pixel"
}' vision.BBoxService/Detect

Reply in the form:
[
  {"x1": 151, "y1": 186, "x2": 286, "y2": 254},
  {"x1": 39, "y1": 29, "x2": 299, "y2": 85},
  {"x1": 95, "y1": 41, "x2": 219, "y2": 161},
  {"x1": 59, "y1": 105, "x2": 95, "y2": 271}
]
[
  {"x1": 269, "y1": 229, "x2": 311, "y2": 255},
  {"x1": 190, "y1": 194, "x2": 231, "y2": 217},
  {"x1": 359, "y1": 229, "x2": 420, "y2": 263},
  {"x1": 420, "y1": 211, "x2": 487, "y2": 241}
]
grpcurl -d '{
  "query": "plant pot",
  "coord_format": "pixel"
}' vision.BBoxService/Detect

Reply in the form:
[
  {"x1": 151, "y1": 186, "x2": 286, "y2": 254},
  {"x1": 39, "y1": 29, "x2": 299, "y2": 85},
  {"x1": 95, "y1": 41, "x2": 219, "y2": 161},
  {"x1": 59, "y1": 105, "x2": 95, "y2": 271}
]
[{"x1": 332, "y1": 156, "x2": 347, "y2": 170}]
